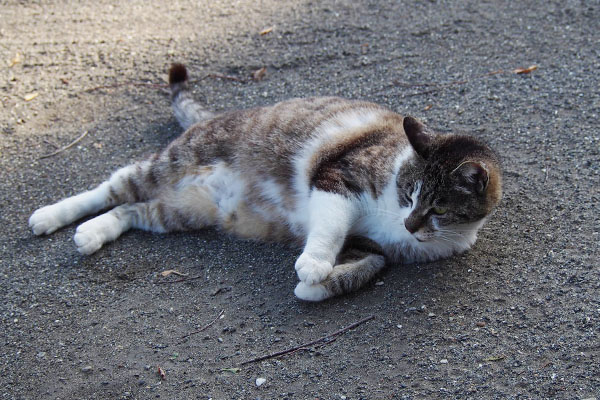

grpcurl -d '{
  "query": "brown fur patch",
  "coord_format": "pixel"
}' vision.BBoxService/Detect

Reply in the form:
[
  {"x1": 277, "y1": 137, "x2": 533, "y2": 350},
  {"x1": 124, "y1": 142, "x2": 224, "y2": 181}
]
[{"x1": 309, "y1": 112, "x2": 407, "y2": 196}]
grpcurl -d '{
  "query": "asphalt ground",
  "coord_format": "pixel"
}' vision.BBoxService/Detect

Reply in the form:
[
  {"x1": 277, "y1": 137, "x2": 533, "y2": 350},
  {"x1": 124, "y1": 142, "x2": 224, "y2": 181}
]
[{"x1": 1, "y1": 1, "x2": 598, "y2": 399}]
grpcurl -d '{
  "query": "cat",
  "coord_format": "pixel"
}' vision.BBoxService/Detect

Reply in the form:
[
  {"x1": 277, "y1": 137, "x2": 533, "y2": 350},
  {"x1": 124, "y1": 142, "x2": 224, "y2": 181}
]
[{"x1": 29, "y1": 63, "x2": 502, "y2": 301}]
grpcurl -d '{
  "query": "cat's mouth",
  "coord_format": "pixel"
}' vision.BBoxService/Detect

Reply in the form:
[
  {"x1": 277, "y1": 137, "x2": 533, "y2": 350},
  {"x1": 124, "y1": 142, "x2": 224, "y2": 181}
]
[{"x1": 413, "y1": 231, "x2": 433, "y2": 242}]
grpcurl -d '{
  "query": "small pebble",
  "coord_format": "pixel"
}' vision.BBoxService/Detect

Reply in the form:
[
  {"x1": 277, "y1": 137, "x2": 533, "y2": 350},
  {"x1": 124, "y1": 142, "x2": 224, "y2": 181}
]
[
  {"x1": 255, "y1": 377, "x2": 266, "y2": 387},
  {"x1": 476, "y1": 321, "x2": 486, "y2": 327},
  {"x1": 81, "y1": 365, "x2": 93, "y2": 373},
  {"x1": 440, "y1": 359, "x2": 448, "y2": 364}
]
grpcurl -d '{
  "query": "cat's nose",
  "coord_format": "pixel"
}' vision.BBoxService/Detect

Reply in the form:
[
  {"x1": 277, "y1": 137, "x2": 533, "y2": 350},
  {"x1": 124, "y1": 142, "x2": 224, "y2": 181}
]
[{"x1": 404, "y1": 219, "x2": 418, "y2": 234}]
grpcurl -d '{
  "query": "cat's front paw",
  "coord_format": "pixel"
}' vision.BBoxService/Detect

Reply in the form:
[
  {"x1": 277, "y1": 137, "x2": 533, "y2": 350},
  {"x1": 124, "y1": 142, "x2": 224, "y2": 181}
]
[
  {"x1": 29, "y1": 205, "x2": 65, "y2": 235},
  {"x1": 294, "y1": 282, "x2": 332, "y2": 302},
  {"x1": 295, "y1": 253, "x2": 333, "y2": 285}
]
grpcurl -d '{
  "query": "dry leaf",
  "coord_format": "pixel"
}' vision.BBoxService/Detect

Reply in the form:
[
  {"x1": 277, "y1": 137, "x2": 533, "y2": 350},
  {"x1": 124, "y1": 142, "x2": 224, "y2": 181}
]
[
  {"x1": 513, "y1": 65, "x2": 538, "y2": 74},
  {"x1": 9, "y1": 53, "x2": 21, "y2": 68},
  {"x1": 157, "y1": 366, "x2": 166, "y2": 379},
  {"x1": 423, "y1": 104, "x2": 433, "y2": 111},
  {"x1": 252, "y1": 67, "x2": 267, "y2": 81},
  {"x1": 24, "y1": 92, "x2": 39, "y2": 101},
  {"x1": 160, "y1": 269, "x2": 188, "y2": 277},
  {"x1": 259, "y1": 26, "x2": 274, "y2": 36}
]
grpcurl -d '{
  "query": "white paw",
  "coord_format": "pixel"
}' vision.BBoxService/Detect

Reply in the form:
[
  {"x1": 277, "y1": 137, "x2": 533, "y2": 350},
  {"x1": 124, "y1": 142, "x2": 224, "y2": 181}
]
[
  {"x1": 294, "y1": 282, "x2": 331, "y2": 302},
  {"x1": 29, "y1": 204, "x2": 68, "y2": 235},
  {"x1": 73, "y1": 213, "x2": 121, "y2": 255},
  {"x1": 73, "y1": 229, "x2": 103, "y2": 255},
  {"x1": 294, "y1": 253, "x2": 333, "y2": 285}
]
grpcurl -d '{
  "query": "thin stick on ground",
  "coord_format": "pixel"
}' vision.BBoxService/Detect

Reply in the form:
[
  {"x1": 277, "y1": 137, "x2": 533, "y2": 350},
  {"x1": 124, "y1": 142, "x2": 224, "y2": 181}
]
[
  {"x1": 154, "y1": 274, "x2": 204, "y2": 284},
  {"x1": 178, "y1": 310, "x2": 225, "y2": 342},
  {"x1": 240, "y1": 315, "x2": 375, "y2": 365},
  {"x1": 38, "y1": 131, "x2": 89, "y2": 159},
  {"x1": 82, "y1": 72, "x2": 246, "y2": 93},
  {"x1": 83, "y1": 82, "x2": 168, "y2": 93},
  {"x1": 196, "y1": 73, "x2": 247, "y2": 83}
]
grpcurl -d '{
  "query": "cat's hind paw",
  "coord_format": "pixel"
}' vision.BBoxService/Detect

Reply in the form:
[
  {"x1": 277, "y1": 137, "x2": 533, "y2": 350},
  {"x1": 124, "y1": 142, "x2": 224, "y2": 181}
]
[
  {"x1": 294, "y1": 282, "x2": 332, "y2": 302},
  {"x1": 73, "y1": 213, "x2": 122, "y2": 255},
  {"x1": 29, "y1": 205, "x2": 66, "y2": 235},
  {"x1": 295, "y1": 253, "x2": 333, "y2": 285},
  {"x1": 73, "y1": 229, "x2": 104, "y2": 255}
]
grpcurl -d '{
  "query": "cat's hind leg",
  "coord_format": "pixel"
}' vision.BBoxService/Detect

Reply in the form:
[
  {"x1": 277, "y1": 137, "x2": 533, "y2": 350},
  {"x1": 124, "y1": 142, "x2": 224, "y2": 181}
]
[
  {"x1": 74, "y1": 181, "x2": 218, "y2": 254},
  {"x1": 29, "y1": 161, "x2": 154, "y2": 235},
  {"x1": 74, "y1": 201, "x2": 165, "y2": 254}
]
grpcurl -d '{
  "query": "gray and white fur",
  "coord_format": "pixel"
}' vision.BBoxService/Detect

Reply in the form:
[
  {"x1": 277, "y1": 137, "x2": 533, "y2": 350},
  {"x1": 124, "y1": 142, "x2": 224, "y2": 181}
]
[{"x1": 29, "y1": 63, "x2": 502, "y2": 301}]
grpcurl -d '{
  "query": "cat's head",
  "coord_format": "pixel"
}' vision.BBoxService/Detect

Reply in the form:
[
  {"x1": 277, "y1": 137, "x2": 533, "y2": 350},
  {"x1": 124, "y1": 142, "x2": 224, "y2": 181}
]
[{"x1": 401, "y1": 116, "x2": 502, "y2": 243}]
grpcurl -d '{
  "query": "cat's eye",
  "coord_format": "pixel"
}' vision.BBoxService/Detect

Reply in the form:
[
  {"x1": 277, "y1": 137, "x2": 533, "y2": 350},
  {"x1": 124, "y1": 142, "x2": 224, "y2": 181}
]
[{"x1": 432, "y1": 206, "x2": 448, "y2": 215}]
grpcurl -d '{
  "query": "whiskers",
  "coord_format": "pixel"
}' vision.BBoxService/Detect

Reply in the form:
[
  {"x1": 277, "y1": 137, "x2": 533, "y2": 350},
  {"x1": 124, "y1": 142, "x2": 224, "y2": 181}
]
[
  {"x1": 433, "y1": 232, "x2": 465, "y2": 248},
  {"x1": 433, "y1": 226, "x2": 478, "y2": 248}
]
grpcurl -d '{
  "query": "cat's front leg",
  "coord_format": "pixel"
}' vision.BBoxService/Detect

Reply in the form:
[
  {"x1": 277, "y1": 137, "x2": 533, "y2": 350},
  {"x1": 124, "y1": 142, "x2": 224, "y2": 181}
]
[
  {"x1": 295, "y1": 190, "x2": 358, "y2": 285},
  {"x1": 295, "y1": 237, "x2": 386, "y2": 301}
]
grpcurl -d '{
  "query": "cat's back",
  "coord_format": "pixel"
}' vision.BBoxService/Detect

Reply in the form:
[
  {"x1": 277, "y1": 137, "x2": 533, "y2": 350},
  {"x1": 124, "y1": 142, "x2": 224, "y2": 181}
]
[
  {"x1": 165, "y1": 96, "x2": 407, "y2": 198},
  {"x1": 222, "y1": 97, "x2": 405, "y2": 181}
]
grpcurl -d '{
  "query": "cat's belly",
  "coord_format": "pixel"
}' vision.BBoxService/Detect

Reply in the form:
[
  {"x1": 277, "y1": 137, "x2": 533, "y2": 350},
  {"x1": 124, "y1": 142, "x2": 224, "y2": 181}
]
[{"x1": 175, "y1": 162, "x2": 293, "y2": 240}]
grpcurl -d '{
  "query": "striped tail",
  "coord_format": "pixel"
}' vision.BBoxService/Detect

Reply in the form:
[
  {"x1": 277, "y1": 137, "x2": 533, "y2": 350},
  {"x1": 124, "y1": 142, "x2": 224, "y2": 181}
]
[{"x1": 168, "y1": 63, "x2": 214, "y2": 130}]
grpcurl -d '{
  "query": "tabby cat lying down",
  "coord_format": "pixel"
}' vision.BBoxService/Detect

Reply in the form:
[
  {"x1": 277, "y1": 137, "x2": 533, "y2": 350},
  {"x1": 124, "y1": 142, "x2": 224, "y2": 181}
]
[{"x1": 30, "y1": 64, "x2": 502, "y2": 301}]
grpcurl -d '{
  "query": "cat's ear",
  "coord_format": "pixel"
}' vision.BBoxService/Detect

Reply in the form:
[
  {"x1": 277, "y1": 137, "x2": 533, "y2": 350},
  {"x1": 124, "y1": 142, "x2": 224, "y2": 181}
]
[
  {"x1": 452, "y1": 161, "x2": 489, "y2": 194},
  {"x1": 403, "y1": 116, "x2": 432, "y2": 158}
]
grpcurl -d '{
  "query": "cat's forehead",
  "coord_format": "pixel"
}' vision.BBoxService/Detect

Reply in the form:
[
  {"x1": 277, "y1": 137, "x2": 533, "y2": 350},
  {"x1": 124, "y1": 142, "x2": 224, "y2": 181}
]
[{"x1": 433, "y1": 135, "x2": 497, "y2": 164}]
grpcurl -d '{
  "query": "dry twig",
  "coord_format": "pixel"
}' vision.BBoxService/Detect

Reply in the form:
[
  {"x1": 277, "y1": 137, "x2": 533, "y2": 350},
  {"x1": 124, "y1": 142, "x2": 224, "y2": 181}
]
[
  {"x1": 38, "y1": 131, "x2": 89, "y2": 159},
  {"x1": 195, "y1": 73, "x2": 247, "y2": 83},
  {"x1": 83, "y1": 82, "x2": 168, "y2": 93},
  {"x1": 240, "y1": 315, "x2": 375, "y2": 365},
  {"x1": 155, "y1": 274, "x2": 204, "y2": 285},
  {"x1": 179, "y1": 310, "x2": 225, "y2": 342},
  {"x1": 82, "y1": 72, "x2": 246, "y2": 94}
]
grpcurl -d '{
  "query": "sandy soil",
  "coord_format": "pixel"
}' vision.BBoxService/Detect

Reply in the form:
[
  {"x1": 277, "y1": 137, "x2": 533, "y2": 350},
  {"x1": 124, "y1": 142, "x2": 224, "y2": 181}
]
[{"x1": 1, "y1": 0, "x2": 598, "y2": 399}]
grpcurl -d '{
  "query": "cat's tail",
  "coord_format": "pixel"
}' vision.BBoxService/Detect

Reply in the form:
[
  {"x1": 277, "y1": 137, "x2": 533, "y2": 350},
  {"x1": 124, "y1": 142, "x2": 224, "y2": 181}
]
[{"x1": 168, "y1": 63, "x2": 214, "y2": 130}]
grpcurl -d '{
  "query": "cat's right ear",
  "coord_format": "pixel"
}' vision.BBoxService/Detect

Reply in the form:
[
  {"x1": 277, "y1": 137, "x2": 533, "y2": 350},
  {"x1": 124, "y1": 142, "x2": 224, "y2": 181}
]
[{"x1": 403, "y1": 116, "x2": 432, "y2": 158}]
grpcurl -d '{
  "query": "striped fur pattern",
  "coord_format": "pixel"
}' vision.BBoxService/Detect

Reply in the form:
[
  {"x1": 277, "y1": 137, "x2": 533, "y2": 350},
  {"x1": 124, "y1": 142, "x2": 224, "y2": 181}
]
[{"x1": 29, "y1": 64, "x2": 502, "y2": 301}]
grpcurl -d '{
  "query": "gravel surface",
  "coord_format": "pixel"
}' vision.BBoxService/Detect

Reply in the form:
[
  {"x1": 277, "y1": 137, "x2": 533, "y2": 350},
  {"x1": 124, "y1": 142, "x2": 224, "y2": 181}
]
[{"x1": 1, "y1": 1, "x2": 598, "y2": 399}]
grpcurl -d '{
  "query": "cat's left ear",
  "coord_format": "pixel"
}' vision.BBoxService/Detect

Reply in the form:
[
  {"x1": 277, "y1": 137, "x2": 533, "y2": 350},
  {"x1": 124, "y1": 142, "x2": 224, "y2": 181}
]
[
  {"x1": 403, "y1": 116, "x2": 432, "y2": 158},
  {"x1": 452, "y1": 161, "x2": 489, "y2": 194}
]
